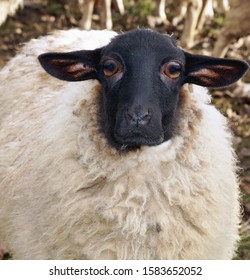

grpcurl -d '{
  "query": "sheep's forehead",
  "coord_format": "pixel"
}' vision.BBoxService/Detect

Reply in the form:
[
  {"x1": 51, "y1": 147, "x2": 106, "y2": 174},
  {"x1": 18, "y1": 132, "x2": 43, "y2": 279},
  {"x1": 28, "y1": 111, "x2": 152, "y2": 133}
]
[{"x1": 103, "y1": 30, "x2": 184, "y2": 61}]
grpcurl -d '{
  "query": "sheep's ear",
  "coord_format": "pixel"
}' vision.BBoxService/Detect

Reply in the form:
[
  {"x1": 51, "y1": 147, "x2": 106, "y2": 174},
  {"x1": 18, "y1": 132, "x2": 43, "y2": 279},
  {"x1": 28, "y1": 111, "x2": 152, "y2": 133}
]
[
  {"x1": 184, "y1": 52, "x2": 249, "y2": 88},
  {"x1": 38, "y1": 48, "x2": 102, "y2": 81}
]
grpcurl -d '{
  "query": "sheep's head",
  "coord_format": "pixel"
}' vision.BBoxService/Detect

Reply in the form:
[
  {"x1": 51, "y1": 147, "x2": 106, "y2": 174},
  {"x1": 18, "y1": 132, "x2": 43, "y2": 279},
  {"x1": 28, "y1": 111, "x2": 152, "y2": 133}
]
[{"x1": 38, "y1": 29, "x2": 249, "y2": 151}]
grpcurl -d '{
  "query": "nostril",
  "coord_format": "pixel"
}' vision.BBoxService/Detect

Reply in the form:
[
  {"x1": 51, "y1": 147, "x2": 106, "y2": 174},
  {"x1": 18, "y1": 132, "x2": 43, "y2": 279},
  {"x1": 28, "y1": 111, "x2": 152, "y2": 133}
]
[
  {"x1": 126, "y1": 109, "x2": 151, "y2": 126},
  {"x1": 139, "y1": 112, "x2": 151, "y2": 124}
]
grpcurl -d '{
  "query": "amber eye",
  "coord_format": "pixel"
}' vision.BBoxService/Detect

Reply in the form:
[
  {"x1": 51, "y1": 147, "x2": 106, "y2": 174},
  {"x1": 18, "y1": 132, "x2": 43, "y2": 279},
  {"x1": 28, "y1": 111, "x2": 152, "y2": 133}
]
[
  {"x1": 103, "y1": 59, "x2": 119, "y2": 77},
  {"x1": 163, "y1": 61, "x2": 182, "y2": 79}
]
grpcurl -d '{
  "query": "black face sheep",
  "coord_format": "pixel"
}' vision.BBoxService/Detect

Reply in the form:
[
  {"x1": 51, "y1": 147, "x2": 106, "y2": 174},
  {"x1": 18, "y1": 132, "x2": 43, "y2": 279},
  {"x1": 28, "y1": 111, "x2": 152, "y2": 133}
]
[{"x1": 0, "y1": 29, "x2": 248, "y2": 259}]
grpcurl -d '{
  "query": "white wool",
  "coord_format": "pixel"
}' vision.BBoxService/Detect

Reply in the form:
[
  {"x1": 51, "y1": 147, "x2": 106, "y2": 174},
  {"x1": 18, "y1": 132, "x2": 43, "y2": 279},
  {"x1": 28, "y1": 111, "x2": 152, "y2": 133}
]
[
  {"x1": 0, "y1": 30, "x2": 240, "y2": 260},
  {"x1": 0, "y1": 0, "x2": 23, "y2": 26}
]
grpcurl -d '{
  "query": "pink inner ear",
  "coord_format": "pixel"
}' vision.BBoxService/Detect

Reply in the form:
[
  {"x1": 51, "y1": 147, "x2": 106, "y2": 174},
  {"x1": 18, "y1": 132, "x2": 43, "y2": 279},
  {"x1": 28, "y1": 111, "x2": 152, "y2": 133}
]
[
  {"x1": 67, "y1": 62, "x2": 86, "y2": 73},
  {"x1": 66, "y1": 62, "x2": 95, "y2": 78},
  {"x1": 189, "y1": 65, "x2": 235, "y2": 77},
  {"x1": 188, "y1": 64, "x2": 237, "y2": 83},
  {"x1": 185, "y1": 63, "x2": 243, "y2": 87},
  {"x1": 189, "y1": 68, "x2": 220, "y2": 78},
  {"x1": 50, "y1": 59, "x2": 91, "y2": 73},
  {"x1": 188, "y1": 68, "x2": 220, "y2": 85}
]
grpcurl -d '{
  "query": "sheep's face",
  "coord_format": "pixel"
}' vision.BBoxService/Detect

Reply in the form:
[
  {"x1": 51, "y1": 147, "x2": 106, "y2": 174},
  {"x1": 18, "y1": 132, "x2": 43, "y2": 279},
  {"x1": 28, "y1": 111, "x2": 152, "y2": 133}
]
[
  {"x1": 39, "y1": 29, "x2": 249, "y2": 151},
  {"x1": 98, "y1": 30, "x2": 185, "y2": 149}
]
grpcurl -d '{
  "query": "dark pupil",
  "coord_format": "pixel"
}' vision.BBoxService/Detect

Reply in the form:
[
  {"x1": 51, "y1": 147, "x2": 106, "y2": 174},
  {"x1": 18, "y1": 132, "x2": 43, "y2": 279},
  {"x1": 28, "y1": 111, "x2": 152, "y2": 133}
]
[
  {"x1": 104, "y1": 63, "x2": 115, "y2": 72},
  {"x1": 169, "y1": 64, "x2": 181, "y2": 74}
]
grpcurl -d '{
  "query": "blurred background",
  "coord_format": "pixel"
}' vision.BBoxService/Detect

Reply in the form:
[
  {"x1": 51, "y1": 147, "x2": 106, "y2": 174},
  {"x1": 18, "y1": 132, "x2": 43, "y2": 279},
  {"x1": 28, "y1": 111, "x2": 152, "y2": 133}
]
[{"x1": 0, "y1": 0, "x2": 249, "y2": 259}]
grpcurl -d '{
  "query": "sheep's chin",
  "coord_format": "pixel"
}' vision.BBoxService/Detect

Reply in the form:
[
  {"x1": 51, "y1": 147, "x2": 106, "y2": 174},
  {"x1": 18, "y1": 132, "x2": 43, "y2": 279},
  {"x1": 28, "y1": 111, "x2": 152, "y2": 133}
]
[{"x1": 114, "y1": 134, "x2": 165, "y2": 152}]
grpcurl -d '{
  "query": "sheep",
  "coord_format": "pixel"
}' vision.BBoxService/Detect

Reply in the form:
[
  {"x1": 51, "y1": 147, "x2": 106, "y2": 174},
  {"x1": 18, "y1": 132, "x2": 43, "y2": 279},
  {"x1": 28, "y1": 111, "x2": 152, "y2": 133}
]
[
  {"x1": 150, "y1": 0, "x2": 226, "y2": 48},
  {"x1": 78, "y1": 0, "x2": 125, "y2": 30},
  {"x1": 179, "y1": 0, "x2": 225, "y2": 48},
  {"x1": 212, "y1": 0, "x2": 250, "y2": 58},
  {"x1": 0, "y1": 0, "x2": 23, "y2": 26},
  {"x1": 0, "y1": 28, "x2": 249, "y2": 260}
]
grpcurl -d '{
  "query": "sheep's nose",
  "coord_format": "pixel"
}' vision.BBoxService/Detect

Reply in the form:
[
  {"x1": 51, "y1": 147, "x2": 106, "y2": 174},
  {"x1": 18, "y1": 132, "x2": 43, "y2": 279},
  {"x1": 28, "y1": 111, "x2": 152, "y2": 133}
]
[{"x1": 125, "y1": 108, "x2": 151, "y2": 126}]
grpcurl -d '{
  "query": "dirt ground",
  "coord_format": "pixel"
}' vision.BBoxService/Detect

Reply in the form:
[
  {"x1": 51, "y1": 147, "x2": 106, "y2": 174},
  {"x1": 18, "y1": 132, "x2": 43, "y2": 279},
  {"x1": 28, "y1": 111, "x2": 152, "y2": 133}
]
[{"x1": 0, "y1": 0, "x2": 249, "y2": 259}]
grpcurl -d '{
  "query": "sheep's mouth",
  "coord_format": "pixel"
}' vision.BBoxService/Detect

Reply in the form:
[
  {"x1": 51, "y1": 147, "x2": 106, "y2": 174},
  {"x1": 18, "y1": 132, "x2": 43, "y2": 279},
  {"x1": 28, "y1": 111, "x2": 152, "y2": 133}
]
[{"x1": 114, "y1": 131, "x2": 164, "y2": 148}]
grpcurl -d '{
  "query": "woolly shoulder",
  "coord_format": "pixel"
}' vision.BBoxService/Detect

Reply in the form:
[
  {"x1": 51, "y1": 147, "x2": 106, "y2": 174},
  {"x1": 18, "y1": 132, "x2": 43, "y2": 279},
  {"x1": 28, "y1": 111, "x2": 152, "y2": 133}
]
[
  {"x1": 195, "y1": 95, "x2": 236, "y2": 167},
  {"x1": 22, "y1": 29, "x2": 117, "y2": 55},
  {"x1": 0, "y1": 30, "x2": 116, "y2": 120}
]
